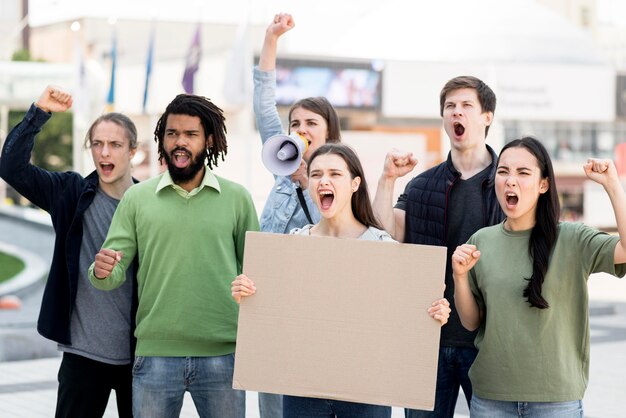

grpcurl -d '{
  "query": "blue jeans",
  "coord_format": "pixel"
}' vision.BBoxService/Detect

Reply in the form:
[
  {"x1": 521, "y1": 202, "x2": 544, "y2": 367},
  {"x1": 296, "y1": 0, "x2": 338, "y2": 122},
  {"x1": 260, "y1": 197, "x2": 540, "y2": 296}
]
[
  {"x1": 470, "y1": 395, "x2": 584, "y2": 417},
  {"x1": 405, "y1": 346, "x2": 477, "y2": 418},
  {"x1": 131, "y1": 355, "x2": 245, "y2": 418},
  {"x1": 283, "y1": 395, "x2": 391, "y2": 418},
  {"x1": 260, "y1": 392, "x2": 283, "y2": 418}
]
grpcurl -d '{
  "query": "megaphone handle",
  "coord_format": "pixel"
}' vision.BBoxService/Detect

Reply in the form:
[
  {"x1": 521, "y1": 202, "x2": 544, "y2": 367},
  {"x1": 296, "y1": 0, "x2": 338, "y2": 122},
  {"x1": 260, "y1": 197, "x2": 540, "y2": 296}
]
[{"x1": 295, "y1": 186, "x2": 314, "y2": 224}]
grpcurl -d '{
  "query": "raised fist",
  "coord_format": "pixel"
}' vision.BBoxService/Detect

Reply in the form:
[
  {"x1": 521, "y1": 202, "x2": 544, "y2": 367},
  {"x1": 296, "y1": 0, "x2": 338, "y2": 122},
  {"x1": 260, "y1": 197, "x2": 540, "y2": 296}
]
[{"x1": 35, "y1": 85, "x2": 73, "y2": 113}]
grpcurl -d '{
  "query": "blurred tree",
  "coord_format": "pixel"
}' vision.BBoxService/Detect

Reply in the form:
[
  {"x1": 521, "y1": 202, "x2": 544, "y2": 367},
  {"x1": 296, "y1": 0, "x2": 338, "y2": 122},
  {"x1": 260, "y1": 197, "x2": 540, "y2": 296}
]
[
  {"x1": 11, "y1": 49, "x2": 44, "y2": 62},
  {"x1": 8, "y1": 110, "x2": 73, "y2": 173},
  {"x1": 11, "y1": 49, "x2": 32, "y2": 61},
  {"x1": 6, "y1": 47, "x2": 71, "y2": 207}
]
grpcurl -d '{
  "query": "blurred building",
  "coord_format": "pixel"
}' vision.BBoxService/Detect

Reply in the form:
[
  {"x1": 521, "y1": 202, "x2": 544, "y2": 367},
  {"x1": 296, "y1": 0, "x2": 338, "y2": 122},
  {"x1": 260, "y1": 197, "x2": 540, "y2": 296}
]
[
  {"x1": 1, "y1": 0, "x2": 625, "y2": 226},
  {"x1": 537, "y1": 0, "x2": 597, "y2": 32},
  {"x1": 0, "y1": 0, "x2": 27, "y2": 61}
]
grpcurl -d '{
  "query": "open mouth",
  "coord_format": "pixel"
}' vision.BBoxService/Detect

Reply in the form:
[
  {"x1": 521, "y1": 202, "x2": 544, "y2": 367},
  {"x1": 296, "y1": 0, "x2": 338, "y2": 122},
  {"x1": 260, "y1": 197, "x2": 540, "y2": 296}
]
[
  {"x1": 453, "y1": 122, "x2": 465, "y2": 137},
  {"x1": 100, "y1": 163, "x2": 114, "y2": 175},
  {"x1": 172, "y1": 148, "x2": 192, "y2": 168},
  {"x1": 505, "y1": 192, "x2": 519, "y2": 207},
  {"x1": 319, "y1": 190, "x2": 334, "y2": 210}
]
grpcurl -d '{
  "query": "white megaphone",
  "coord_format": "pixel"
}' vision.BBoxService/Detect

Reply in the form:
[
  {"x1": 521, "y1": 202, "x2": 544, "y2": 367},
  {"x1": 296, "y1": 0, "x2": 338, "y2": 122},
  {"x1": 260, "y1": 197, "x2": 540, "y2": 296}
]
[{"x1": 261, "y1": 132, "x2": 309, "y2": 176}]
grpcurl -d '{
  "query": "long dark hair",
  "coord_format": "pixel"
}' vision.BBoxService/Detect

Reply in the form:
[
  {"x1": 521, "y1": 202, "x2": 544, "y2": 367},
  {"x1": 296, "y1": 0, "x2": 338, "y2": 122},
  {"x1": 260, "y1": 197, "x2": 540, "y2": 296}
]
[
  {"x1": 307, "y1": 143, "x2": 382, "y2": 229},
  {"x1": 288, "y1": 97, "x2": 342, "y2": 142},
  {"x1": 154, "y1": 94, "x2": 228, "y2": 169},
  {"x1": 499, "y1": 137, "x2": 560, "y2": 309}
]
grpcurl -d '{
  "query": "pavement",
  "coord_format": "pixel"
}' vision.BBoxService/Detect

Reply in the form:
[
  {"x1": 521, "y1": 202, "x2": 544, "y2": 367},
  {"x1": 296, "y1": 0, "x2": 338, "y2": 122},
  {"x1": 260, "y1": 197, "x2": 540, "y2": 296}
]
[{"x1": 1, "y1": 208, "x2": 626, "y2": 417}]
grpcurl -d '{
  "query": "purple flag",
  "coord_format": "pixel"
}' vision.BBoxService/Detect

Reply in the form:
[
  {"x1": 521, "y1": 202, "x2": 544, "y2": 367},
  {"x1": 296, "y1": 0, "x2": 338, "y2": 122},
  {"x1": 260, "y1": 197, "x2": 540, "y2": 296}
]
[
  {"x1": 182, "y1": 24, "x2": 201, "y2": 94},
  {"x1": 142, "y1": 24, "x2": 155, "y2": 113}
]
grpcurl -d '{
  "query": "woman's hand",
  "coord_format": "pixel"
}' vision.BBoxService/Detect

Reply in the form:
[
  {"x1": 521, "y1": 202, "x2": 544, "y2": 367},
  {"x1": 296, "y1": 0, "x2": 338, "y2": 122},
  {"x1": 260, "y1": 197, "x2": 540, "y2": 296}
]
[
  {"x1": 452, "y1": 244, "x2": 480, "y2": 278},
  {"x1": 290, "y1": 159, "x2": 309, "y2": 189},
  {"x1": 452, "y1": 244, "x2": 483, "y2": 331},
  {"x1": 266, "y1": 13, "x2": 295, "y2": 39},
  {"x1": 583, "y1": 158, "x2": 618, "y2": 189},
  {"x1": 231, "y1": 274, "x2": 256, "y2": 304},
  {"x1": 259, "y1": 13, "x2": 295, "y2": 72},
  {"x1": 428, "y1": 298, "x2": 451, "y2": 326}
]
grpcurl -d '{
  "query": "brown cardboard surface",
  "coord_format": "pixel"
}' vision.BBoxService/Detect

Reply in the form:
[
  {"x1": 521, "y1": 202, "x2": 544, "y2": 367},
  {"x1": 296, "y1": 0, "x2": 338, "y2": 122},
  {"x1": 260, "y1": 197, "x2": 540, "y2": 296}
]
[{"x1": 233, "y1": 231, "x2": 447, "y2": 410}]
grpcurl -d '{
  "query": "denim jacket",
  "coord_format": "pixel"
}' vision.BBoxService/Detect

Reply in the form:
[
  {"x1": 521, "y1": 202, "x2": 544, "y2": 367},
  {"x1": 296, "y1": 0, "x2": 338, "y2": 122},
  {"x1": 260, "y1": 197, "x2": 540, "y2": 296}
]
[{"x1": 253, "y1": 67, "x2": 320, "y2": 233}]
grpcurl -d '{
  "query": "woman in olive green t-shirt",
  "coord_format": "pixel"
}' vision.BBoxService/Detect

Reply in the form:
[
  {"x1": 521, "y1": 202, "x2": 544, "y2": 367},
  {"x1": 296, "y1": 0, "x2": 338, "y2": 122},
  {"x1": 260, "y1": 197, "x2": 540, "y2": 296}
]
[{"x1": 452, "y1": 137, "x2": 626, "y2": 417}]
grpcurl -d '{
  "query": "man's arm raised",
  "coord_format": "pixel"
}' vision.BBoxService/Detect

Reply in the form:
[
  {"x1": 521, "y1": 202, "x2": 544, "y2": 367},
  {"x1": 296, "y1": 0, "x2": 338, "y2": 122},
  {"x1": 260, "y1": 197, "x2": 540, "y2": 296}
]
[
  {"x1": 35, "y1": 85, "x2": 73, "y2": 113},
  {"x1": 372, "y1": 149, "x2": 417, "y2": 242}
]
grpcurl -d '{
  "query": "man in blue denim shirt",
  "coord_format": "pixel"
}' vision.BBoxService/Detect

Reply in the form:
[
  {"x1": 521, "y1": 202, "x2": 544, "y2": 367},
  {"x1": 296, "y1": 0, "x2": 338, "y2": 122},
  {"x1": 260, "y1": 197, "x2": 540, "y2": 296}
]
[{"x1": 252, "y1": 12, "x2": 343, "y2": 417}]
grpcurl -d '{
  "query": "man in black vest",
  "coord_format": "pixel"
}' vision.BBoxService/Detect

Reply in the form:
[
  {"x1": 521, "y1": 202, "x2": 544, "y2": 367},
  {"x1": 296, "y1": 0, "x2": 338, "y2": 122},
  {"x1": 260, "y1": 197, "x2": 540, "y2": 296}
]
[{"x1": 373, "y1": 76, "x2": 504, "y2": 418}]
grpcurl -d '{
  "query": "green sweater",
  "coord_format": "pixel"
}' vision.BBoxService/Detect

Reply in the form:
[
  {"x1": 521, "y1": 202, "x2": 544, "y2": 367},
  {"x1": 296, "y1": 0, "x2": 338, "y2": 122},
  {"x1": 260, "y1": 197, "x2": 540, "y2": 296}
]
[
  {"x1": 89, "y1": 170, "x2": 259, "y2": 357},
  {"x1": 467, "y1": 221, "x2": 625, "y2": 402}
]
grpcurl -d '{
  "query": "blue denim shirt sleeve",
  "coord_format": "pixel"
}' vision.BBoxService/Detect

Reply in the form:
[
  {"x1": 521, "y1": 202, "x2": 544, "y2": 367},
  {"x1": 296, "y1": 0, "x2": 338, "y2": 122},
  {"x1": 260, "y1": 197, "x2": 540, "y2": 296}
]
[
  {"x1": 253, "y1": 66, "x2": 320, "y2": 233},
  {"x1": 259, "y1": 176, "x2": 320, "y2": 234},
  {"x1": 253, "y1": 66, "x2": 284, "y2": 145}
]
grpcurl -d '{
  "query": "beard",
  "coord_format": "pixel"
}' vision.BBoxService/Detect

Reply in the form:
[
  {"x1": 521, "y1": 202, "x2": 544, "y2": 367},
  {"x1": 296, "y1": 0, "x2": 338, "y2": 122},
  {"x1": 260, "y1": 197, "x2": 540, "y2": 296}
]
[{"x1": 163, "y1": 147, "x2": 207, "y2": 184}]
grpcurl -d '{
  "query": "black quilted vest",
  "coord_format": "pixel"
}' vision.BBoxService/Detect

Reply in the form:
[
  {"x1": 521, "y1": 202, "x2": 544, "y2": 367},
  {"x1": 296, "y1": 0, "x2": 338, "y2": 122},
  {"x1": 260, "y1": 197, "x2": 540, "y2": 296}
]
[{"x1": 403, "y1": 145, "x2": 504, "y2": 246}]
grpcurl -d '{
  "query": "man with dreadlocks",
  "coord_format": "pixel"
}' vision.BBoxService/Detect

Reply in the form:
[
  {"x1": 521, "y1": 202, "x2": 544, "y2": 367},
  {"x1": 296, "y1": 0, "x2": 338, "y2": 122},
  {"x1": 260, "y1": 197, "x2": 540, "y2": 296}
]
[{"x1": 88, "y1": 94, "x2": 259, "y2": 418}]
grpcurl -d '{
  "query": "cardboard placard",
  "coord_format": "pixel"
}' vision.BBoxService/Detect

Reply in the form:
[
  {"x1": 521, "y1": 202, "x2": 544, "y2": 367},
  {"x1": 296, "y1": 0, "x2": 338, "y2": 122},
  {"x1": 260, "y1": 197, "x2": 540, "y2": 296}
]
[{"x1": 233, "y1": 231, "x2": 446, "y2": 410}]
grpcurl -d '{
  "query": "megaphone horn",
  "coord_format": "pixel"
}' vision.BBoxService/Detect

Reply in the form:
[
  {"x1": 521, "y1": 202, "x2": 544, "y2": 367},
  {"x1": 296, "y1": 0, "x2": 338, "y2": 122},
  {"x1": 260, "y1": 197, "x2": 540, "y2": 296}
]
[{"x1": 261, "y1": 133, "x2": 309, "y2": 176}]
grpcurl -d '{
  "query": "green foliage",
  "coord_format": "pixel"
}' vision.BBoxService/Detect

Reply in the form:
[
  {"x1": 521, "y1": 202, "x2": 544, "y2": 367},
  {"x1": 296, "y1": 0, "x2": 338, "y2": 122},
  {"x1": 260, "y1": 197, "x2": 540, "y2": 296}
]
[
  {"x1": 11, "y1": 49, "x2": 45, "y2": 62},
  {"x1": 0, "y1": 252, "x2": 25, "y2": 284},
  {"x1": 11, "y1": 49, "x2": 32, "y2": 62},
  {"x1": 8, "y1": 110, "x2": 74, "y2": 172}
]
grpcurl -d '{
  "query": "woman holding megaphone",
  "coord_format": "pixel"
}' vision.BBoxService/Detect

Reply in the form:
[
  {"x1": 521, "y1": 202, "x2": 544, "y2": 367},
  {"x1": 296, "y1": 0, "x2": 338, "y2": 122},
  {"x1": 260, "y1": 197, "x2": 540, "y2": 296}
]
[
  {"x1": 254, "y1": 12, "x2": 342, "y2": 236},
  {"x1": 233, "y1": 143, "x2": 451, "y2": 418},
  {"x1": 252, "y1": 15, "x2": 343, "y2": 417}
]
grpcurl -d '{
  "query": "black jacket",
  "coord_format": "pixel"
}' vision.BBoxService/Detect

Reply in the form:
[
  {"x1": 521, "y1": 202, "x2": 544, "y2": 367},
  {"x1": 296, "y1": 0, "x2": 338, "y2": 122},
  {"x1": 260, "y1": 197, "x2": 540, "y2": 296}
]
[
  {"x1": 399, "y1": 145, "x2": 504, "y2": 246},
  {"x1": 0, "y1": 104, "x2": 137, "y2": 345}
]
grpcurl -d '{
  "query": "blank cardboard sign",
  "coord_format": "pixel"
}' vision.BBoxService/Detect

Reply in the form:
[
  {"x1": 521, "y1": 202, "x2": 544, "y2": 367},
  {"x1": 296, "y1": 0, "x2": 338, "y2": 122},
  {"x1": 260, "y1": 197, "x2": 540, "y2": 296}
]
[{"x1": 233, "y1": 231, "x2": 446, "y2": 410}]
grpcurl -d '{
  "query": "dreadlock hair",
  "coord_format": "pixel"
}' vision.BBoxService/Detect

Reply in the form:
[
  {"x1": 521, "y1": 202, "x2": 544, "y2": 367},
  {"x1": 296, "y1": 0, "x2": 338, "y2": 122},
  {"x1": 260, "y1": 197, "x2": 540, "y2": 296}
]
[
  {"x1": 499, "y1": 137, "x2": 560, "y2": 309},
  {"x1": 154, "y1": 94, "x2": 228, "y2": 169}
]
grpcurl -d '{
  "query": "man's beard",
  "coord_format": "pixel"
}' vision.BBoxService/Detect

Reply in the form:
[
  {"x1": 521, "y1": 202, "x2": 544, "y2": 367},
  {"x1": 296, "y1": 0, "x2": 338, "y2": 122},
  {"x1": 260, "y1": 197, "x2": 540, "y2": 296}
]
[{"x1": 164, "y1": 147, "x2": 206, "y2": 184}]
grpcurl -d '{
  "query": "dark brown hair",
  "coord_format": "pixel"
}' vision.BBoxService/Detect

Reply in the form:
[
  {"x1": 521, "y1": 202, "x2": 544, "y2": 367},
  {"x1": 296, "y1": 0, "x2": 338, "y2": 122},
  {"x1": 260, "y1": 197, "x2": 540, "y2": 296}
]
[
  {"x1": 308, "y1": 143, "x2": 383, "y2": 230},
  {"x1": 439, "y1": 75, "x2": 497, "y2": 137},
  {"x1": 288, "y1": 97, "x2": 342, "y2": 143}
]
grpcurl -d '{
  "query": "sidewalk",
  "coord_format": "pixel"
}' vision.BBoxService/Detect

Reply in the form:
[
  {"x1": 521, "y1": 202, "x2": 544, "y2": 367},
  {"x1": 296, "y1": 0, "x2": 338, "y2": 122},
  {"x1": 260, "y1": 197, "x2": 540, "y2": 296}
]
[
  {"x1": 0, "y1": 356, "x2": 441, "y2": 417},
  {"x1": 0, "y1": 357, "x2": 261, "y2": 418},
  {"x1": 3, "y1": 296, "x2": 625, "y2": 417},
  {"x1": 3, "y1": 314, "x2": 626, "y2": 418},
  {"x1": 3, "y1": 297, "x2": 626, "y2": 418}
]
